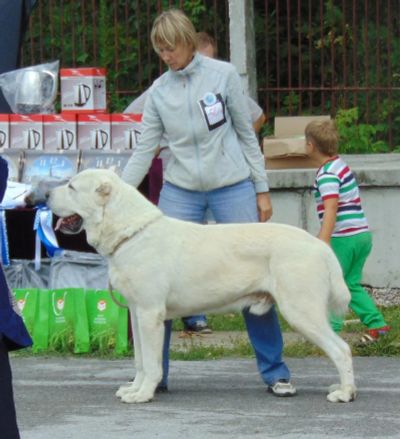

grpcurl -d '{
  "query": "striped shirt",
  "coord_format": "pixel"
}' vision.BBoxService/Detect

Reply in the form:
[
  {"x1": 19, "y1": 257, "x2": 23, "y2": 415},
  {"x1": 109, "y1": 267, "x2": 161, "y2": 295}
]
[{"x1": 313, "y1": 156, "x2": 369, "y2": 237}]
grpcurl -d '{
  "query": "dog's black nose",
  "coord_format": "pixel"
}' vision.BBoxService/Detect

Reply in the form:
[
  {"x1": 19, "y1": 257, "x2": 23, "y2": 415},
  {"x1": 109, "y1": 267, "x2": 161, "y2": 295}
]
[{"x1": 45, "y1": 191, "x2": 50, "y2": 200}]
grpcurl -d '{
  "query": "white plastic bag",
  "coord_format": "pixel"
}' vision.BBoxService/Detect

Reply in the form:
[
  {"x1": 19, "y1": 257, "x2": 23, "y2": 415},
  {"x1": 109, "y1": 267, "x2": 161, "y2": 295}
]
[{"x1": 0, "y1": 60, "x2": 59, "y2": 114}]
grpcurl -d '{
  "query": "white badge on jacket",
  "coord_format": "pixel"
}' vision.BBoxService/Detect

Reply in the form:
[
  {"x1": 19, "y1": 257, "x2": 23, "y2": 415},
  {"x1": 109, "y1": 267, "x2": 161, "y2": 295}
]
[{"x1": 198, "y1": 92, "x2": 227, "y2": 131}]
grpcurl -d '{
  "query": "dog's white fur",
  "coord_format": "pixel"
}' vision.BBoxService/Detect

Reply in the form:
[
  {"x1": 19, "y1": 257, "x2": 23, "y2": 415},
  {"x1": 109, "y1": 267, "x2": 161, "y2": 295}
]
[{"x1": 48, "y1": 169, "x2": 356, "y2": 404}]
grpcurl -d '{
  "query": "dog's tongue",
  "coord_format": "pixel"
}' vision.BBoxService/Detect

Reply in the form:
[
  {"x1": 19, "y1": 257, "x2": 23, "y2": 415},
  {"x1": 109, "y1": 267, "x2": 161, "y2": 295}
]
[
  {"x1": 55, "y1": 217, "x2": 64, "y2": 231},
  {"x1": 55, "y1": 214, "x2": 82, "y2": 234}
]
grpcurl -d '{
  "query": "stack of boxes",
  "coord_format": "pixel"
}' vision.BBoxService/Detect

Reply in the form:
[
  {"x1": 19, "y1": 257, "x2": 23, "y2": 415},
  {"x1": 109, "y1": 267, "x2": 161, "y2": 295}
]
[
  {"x1": 0, "y1": 66, "x2": 142, "y2": 182},
  {"x1": 263, "y1": 115, "x2": 330, "y2": 169}
]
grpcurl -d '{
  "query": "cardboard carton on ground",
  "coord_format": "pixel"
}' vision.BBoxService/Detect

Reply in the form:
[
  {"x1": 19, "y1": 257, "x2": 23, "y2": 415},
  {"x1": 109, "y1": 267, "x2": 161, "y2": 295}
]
[
  {"x1": 265, "y1": 156, "x2": 319, "y2": 170},
  {"x1": 263, "y1": 115, "x2": 330, "y2": 169}
]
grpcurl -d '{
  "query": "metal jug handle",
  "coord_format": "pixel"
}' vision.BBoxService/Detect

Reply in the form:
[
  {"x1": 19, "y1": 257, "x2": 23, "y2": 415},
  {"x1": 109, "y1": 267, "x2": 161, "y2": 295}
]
[{"x1": 41, "y1": 69, "x2": 58, "y2": 106}]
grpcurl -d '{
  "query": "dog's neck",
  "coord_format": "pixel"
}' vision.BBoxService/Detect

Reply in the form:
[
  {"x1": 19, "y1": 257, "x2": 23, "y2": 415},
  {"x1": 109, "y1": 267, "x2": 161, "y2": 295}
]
[
  {"x1": 84, "y1": 181, "x2": 164, "y2": 257},
  {"x1": 106, "y1": 215, "x2": 161, "y2": 257}
]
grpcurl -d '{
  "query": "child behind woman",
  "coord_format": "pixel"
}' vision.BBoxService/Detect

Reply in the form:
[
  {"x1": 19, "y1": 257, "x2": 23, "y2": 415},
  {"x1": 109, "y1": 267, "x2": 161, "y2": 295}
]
[{"x1": 305, "y1": 119, "x2": 390, "y2": 344}]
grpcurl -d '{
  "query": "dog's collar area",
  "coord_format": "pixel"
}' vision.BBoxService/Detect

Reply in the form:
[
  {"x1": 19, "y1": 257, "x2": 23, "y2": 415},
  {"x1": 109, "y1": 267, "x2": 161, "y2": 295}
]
[
  {"x1": 107, "y1": 215, "x2": 161, "y2": 257},
  {"x1": 110, "y1": 234, "x2": 132, "y2": 256}
]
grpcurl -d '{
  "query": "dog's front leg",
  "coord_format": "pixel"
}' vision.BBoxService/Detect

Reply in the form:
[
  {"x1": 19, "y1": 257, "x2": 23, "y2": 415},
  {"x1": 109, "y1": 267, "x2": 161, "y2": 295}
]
[
  {"x1": 116, "y1": 306, "x2": 144, "y2": 399},
  {"x1": 120, "y1": 307, "x2": 165, "y2": 404}
]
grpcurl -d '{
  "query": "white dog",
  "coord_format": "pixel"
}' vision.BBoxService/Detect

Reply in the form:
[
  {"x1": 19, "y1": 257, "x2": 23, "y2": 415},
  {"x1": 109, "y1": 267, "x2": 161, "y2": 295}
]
[{"x1": 47, "y1": 168, "x2": 356, "y2": 404}]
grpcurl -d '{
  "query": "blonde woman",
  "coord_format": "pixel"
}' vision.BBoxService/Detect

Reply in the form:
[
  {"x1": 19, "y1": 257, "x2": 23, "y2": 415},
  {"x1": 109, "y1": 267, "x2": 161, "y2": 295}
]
[{"x1": 122, "y1": 9, "x2": 296, "y2": 397}]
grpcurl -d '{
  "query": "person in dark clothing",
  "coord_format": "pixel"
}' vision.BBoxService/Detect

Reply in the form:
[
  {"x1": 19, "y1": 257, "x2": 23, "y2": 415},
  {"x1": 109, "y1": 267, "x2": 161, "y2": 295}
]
[{"x1": 0, "y1": 156, "x2": 33, "y2": 439}]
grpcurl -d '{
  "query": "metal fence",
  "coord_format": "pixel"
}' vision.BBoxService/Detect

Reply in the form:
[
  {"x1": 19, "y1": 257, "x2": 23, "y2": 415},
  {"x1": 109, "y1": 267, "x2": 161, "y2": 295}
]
[
  {"x1": 256, "y1": 0, "x2": 400, "y2": 148},
  {"x1": 22, "y1": 0, "x2": 400, "y2": 147}
]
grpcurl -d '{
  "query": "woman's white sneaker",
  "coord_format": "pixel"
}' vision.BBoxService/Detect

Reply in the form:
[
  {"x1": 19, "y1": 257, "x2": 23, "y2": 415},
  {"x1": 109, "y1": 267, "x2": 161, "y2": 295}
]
[{"x1": 268, "y1": 380, "x2": 297, "y2": 397}]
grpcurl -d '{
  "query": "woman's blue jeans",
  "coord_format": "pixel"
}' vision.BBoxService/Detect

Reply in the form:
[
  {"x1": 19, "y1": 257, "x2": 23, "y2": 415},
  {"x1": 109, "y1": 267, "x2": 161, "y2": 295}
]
[{"x1": 158, "y1": 179, "x2": 290, "y2": 387}]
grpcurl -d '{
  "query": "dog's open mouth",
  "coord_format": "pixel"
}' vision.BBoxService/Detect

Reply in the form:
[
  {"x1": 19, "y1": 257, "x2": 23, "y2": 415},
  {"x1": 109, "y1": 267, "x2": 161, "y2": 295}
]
[{"x1": 55, "y1": 214, "x2": 83, "y2": 235}]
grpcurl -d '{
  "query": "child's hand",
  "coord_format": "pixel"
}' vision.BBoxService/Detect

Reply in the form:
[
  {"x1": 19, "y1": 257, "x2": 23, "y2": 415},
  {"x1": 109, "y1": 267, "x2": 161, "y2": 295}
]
[{"x1": 318, "y1": 232, "x2": 331, "y2": 246}]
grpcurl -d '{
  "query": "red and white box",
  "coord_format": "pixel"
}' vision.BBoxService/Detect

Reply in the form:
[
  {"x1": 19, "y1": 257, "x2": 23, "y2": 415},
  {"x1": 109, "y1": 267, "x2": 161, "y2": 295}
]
[
  {"x1": 0, "y1": 114, "x2": 9, "y2": 150},
  {"x1": 111, "y1": 113, "x2": 142, "y2": 151},
  {"x1": 77, "y1": 114, "x2": 111, "y2": 150},
  {"x1": 43, "y1": 114, "x2": 78, "y2": 151},
  {"x1": 10, "y1": 114, "x2": 44, "y2": 150},
  {"x1": 60, "y1": 67, "x2": 107, "y2": 113}
]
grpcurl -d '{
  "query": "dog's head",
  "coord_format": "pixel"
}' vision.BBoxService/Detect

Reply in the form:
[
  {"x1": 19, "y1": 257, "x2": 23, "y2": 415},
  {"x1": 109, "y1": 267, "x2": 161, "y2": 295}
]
[
  {"x1": 47, "y1": 168, "x2": 162, "y2": 255},
  {"x1": 47, "y1": 168, "x2": 120, "y2": 234}
]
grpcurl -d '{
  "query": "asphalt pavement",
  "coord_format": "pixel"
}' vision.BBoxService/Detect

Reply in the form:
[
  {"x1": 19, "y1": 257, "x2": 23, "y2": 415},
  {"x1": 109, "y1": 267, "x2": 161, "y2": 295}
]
[{"x1": 10, "y1": 355, "x2": 400, "y2": 439}]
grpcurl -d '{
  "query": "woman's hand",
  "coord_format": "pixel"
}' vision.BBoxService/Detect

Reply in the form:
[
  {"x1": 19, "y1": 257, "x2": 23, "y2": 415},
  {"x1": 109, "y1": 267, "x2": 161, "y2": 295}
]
[{"x1": 256, "y1": 192, "x2": 273, "y2": 222}]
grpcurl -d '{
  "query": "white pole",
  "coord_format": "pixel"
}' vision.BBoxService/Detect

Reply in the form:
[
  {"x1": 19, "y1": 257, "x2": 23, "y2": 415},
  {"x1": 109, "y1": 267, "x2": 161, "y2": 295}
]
[{"x1": 228, "y1": 0, "x2": 257, "y2": 100}]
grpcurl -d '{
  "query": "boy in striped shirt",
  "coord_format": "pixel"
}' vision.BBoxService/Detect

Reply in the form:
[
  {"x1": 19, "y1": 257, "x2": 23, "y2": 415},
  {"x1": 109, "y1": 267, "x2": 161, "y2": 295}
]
[{"x1": 305, "y1": 120, "x2": 389, "y2": 344}]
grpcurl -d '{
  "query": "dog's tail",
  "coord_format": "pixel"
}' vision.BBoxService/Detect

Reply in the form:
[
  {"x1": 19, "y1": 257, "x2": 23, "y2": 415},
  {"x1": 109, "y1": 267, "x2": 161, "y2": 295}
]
[{"x1": 326, "y1": 247, "x2": 351, "y2": 317}]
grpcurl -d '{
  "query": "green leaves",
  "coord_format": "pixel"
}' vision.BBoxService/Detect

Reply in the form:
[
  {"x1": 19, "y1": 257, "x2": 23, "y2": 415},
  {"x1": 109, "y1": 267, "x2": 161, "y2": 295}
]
[{"x1": 336, "y1": 108, "x2": 389, "y2": 154}]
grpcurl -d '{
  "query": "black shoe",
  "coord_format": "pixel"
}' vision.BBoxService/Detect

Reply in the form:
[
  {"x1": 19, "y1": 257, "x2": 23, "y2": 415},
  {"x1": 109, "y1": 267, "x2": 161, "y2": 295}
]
[
  {"x1": 184, "y1": 321, "x2": 212, "y2": 334},
  {"x1": 156, "y1": 384, "x2": 168, "y2": 393}
]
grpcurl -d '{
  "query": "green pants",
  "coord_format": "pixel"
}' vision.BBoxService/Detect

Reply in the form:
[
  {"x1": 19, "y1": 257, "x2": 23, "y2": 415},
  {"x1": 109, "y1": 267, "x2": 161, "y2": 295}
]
[{"x1": 330, "y1": 232, "x2": 387, "y2": 332}]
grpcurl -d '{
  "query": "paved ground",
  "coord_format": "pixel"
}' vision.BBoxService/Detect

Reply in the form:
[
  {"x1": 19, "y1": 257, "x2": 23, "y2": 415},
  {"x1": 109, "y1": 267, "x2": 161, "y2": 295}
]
[{"x1": 11, "y1": 352, "x2": 400, "y2": 439}]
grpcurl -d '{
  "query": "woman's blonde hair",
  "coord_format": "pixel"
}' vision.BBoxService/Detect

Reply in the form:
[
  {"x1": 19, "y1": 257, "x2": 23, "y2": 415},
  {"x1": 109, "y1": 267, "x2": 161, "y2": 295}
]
[
  {"x1": 151, "y1": 9, "x2": 197, "y2": 53},
  {"x1": 305, "y1": 120, "x2": 339, "y2": 156}
]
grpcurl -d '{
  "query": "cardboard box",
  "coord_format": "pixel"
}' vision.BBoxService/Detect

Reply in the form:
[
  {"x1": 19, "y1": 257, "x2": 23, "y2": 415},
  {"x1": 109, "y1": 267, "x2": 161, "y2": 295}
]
[
  {"x1": 60, "y1": 67, "x2": 107, "y2": 113},
  {"x1": 0, "y1": 114, "x2": 9, "y2": 150},
  {"x1": 265, "y1": 156, "x2": 318, "y2": 170},
  {"x1": 10, "y1": 114, "x2": 44, "y2": 150},
  {"x1": 77, "y1": 114, "x2": 111, "y2": 150},
  {"x1": 43, "y1": 113, "x2": 77, "y2": 151},
  {"x1": 273, "y1": 115, "x2": 330, "y2": 138},
  {"x1": 263, "y1": 115, "x2": 331, "y2": 166},
  {"x1": 111, "y1": 113, "x2": 142, "y2": 151}
]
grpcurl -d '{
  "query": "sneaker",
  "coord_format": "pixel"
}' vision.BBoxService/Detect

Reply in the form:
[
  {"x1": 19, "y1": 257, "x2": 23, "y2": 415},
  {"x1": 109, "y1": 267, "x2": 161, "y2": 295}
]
[
  {"x1": 156, "y1": 384, "x2": 168, "y2": 393},
  {"x1": 359, "y1": 325, "x2": 391, "y2": 345},
  {"x1": 184, "y1": 321, "x2": 212, "y2": 334},
  {"x1": 267, "y1": 379, "x2": 297, "y2": 397}
]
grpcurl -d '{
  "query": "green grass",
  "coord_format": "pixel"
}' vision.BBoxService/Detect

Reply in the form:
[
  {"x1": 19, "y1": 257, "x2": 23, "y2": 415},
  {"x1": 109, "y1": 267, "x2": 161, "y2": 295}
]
[
  {"x1": 172, "y1": 312, "x2": 247, "y2": 332},
  {"x1": 12, "y1": 306, "x2": 399, "y2": 360},
  {"x1": 173, "y1": 306, "x2": 400, "y2": 359}
]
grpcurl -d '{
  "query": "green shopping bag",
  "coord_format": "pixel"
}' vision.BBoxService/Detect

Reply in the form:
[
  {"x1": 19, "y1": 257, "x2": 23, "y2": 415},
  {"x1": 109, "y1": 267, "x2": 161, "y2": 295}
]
[
  {"x1": 31, "y1": 289, "x2": 51, "y2": 352},
  {"x1": 85, "y1": 289, "x2": 128, "y2": 354},
  {"x1": 13, "y1": 288, "x2": 50, "y2": 353},
  {"x1": 47, "y1": 288, "x2": 90, "y2": 354},
  {"x1": 13, "y1": 288, "x2": 39, "y2": 337}
]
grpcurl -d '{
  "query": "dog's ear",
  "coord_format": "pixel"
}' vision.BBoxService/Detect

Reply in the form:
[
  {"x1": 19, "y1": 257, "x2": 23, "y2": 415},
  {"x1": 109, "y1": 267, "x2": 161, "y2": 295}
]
[{"x1": 95, "y1": 181, "x2": 112, "y2": 204}]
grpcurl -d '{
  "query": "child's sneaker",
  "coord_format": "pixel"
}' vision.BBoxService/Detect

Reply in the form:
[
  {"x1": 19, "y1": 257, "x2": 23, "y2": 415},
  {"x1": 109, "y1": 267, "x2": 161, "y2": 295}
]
[{"x1": 359, "y1": 325, "x2": 390, "y2": 345}]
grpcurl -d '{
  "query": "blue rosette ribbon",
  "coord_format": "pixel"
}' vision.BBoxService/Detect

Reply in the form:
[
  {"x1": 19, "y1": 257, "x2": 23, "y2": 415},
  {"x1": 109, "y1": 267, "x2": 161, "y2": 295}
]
[
  {"x1": 0, "y1": 209, "x2": 10, "y2": 266},
  {"x1": 33, "y1": 205, "x2": 64, "y2": 270}
]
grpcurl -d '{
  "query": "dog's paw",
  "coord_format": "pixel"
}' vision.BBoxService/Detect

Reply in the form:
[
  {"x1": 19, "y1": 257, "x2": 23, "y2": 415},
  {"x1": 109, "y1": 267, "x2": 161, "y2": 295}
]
[
  {"x1": 328, "y1": 383, "x2": 341, "y2": 393},
  {"x1": 115, "y1": 383, "x2": 140, "y2": 398},
  {"x1": 327, "y1": 384, "x2": 357, "y2": 403},
  {"x1": 121, "y1": 389, "x2": 154, "y2": 404},
  {"x1": 115, "y1": 386, "x2": 129, "y2": 399}
]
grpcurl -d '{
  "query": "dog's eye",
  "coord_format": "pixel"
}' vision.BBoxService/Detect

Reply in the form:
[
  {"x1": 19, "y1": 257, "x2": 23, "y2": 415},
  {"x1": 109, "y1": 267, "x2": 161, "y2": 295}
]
[{"x1": 68, "y1": 183, "x2": 76, "y2": 191}]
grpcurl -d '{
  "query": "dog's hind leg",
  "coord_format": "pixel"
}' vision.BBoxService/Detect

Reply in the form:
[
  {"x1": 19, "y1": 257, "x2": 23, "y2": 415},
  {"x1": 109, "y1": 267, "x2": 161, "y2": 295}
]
[
  {"x1": 120, "y1": 307, "x2": 165, "y2": 403},
  {"x1": 116, "y1": 306, "x2": 144, "y2": 399},
  {"x1": 278, "y1": 300, "x2": 356, "y2": 403}
]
